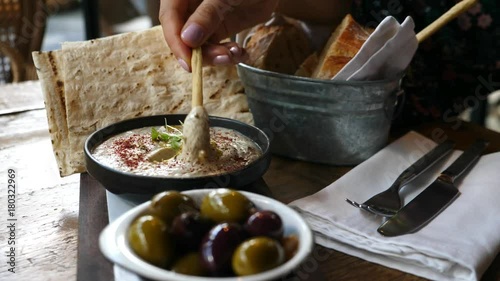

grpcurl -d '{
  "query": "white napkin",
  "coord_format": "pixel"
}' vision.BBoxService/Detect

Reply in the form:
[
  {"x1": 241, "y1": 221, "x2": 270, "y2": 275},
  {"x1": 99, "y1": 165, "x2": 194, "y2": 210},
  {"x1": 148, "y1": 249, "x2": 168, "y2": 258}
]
[
  {"x1": 333, "y1": 16, "x2": 418, "y2": 81},
  {"x1": 290, "y1": 131, "x2": 500, "y2": 281}
]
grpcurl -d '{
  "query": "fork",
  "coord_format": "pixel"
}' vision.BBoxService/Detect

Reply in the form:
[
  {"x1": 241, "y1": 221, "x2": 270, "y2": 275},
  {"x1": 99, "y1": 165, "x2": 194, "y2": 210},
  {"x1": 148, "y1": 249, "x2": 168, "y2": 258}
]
[{"x1": 345, "y1": 139, "x2": 455, "y2": 217}]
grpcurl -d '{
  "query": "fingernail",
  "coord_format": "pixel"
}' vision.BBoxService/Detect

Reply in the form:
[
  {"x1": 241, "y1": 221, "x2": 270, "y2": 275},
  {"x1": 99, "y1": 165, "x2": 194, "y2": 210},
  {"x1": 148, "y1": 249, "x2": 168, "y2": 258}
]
[
  {"x1": 229, "y1": 46, "x2": 241, "y2": 56},
  {"x1": 178, "y1": 58, "x2": 190, "y2": 72},
  {"x1": 213, "y1": 55, "x2": 232, "y2": 65},
  {"x1": 181, "y1": 23, "x2": 205, "y2": 46}
]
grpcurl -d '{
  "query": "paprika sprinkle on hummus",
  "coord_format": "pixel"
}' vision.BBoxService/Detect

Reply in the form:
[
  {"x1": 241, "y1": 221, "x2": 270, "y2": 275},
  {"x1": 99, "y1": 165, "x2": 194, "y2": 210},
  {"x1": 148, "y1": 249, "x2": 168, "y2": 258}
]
[{"x1": 92, "y1": 125, "x2": 262, "y2": 178}]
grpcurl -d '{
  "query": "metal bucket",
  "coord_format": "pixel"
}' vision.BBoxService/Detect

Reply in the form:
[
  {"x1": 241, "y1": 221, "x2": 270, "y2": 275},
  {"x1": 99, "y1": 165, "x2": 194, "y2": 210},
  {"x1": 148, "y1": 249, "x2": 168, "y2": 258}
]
[{"x1": 237, "y1": 63, "x2": 403, "y2": 165}]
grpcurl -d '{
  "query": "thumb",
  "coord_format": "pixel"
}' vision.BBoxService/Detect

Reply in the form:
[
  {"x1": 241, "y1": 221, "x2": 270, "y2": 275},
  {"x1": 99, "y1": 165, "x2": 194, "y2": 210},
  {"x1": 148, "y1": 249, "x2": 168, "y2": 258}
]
[{"x1": 181, "y1": 0, "x2": 235, "y2": 47}]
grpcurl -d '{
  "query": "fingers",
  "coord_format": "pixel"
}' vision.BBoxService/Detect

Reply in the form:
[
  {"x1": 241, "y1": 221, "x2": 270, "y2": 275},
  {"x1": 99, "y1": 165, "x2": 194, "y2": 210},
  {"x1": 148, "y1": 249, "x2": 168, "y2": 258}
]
[
  {"x1": 159, "y1": 0, "x2": 192, "y2": 71},
  {"x1": 181, "y1": 0, "x2": 232, "y2": 47},
  {"x1": 181, "y1": 0, "x2": 278, "y2": 46},
  {"x1": 202, "y1": 42, "x2": 248, "y2": 66},
  {"x1": 161, "y1": 0, "x2": 275, "y2": 70}
]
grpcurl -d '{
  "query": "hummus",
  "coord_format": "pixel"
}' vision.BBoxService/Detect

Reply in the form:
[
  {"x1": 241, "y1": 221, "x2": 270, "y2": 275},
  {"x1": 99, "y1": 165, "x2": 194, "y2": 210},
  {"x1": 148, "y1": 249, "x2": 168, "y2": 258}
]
[
  {"x1": 92, "y1": 126, "x2": 262, "y2": 177},
  {"x1": 179, "y1": 106, "x2": 213, "y2": 162}
]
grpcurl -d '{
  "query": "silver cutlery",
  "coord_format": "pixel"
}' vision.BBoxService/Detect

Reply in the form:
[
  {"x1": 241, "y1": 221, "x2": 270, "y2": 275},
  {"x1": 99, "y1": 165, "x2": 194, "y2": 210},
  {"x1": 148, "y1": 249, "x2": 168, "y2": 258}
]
[
  {"x1": 378, "y1": 139, "x2": 489, "y2": 236},
  {"x1": 346, "y1": 139, "x2": 455, "y2": 217}
]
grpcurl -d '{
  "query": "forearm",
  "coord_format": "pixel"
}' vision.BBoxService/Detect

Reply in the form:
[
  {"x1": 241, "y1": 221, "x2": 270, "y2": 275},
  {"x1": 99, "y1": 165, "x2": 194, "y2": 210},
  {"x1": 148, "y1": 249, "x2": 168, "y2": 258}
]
[{"x1": 276, "y1": 0, "x2": 353, "y2": 25}]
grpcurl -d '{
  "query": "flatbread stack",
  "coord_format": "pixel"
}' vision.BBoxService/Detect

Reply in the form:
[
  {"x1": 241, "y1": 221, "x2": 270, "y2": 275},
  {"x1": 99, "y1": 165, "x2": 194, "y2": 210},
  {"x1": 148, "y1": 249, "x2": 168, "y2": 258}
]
[{"x1": 33, "y1": 26, "x2": 252, "y2": 177}]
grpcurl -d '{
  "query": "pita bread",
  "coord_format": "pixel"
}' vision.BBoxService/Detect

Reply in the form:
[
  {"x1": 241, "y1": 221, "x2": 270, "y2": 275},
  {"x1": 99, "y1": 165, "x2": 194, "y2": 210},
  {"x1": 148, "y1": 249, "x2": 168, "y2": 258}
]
[
  {"x1": 32, "y1": 49, "x2": 75, "y2": 176},
  {"x1": 33, "y1": 26, "x2": 252, "y2": 176}
]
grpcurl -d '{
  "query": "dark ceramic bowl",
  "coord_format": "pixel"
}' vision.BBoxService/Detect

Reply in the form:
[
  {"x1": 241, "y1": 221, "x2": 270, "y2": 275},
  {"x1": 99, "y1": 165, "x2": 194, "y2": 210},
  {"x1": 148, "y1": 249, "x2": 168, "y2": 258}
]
[{"x1": 84, "y1": 115, "x2": 271, "y2": 194}]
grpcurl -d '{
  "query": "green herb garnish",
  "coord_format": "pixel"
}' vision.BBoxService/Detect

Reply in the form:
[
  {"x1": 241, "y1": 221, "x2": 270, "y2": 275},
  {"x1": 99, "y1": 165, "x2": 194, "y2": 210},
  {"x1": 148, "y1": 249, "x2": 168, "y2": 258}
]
[
  {"x1": 151, "y1": 127, "x2": 159, "y2": 140},
  {"x1": 151, "y1": 119, "x2": 183, "y2": 151}
]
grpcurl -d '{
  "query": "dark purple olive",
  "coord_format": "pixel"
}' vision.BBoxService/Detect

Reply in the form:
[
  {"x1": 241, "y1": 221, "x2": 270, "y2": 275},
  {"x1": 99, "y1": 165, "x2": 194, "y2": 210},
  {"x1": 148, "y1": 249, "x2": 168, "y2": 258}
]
[
  {"x1": 244, "y1": 210, "x2": 284, "y2": 239},
  {"x1": 171, "y1": 212, "x2": 214, "y2": 252},
  {"x1": 200, "y1": 222, "x2": 245, "y2": 276}
]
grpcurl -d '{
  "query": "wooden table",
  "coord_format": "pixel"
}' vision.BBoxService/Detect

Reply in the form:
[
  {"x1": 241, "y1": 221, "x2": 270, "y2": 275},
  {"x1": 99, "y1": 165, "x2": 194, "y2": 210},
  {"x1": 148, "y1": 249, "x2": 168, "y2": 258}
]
[
  {"x1": 77, "y1": 121, "x2": 500, "y2": 281},
  {"x1": 1, "y1": 81, "x2": 499, "y2": 280},
  {"x1": 0, "y1": 82, "x2": 80, "y2": 280}
]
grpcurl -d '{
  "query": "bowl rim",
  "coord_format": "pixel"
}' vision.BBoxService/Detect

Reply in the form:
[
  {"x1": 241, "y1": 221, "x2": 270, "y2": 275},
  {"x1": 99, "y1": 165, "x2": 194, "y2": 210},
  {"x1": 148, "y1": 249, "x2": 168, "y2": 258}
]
[
  {"x1": 83, "y1": 114, "x2": 271, "y2": 193},
  {"x1": 99, "y1": 189, "x2": 314, "y2": 281},
  {"x1": 237, "y1": 62, "x2": 404, "y2": 85},
  {"x1": 84, "y1": 114, "x2": 271, "y2": 181}
]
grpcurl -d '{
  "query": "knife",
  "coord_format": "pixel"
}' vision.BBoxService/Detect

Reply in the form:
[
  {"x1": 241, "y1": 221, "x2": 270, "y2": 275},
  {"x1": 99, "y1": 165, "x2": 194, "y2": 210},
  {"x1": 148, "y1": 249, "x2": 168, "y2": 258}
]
[
  {"x1": 377, "y1": 139, "x2": 489, "y2": 237},
  {"x1": 347, "y1": 139, "x2": 456, "y2": 217}
]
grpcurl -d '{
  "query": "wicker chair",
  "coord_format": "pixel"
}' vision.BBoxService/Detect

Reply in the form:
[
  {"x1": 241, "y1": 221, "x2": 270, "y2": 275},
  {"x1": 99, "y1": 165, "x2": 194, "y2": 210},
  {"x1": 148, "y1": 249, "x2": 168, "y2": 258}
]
[{"x1": 0, "y1": 0, "x2": 47, "y2": 83}]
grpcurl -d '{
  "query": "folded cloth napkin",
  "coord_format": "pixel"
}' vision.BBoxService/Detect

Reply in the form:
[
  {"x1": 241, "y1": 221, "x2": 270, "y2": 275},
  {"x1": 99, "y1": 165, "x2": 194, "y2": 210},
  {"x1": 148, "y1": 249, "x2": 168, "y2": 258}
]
[
  {"x1": 333, "y1": 16, "x2": 418, "y2": 81},
  {"x1": 289, "y1": 131, "x2": 500, "y2": 281}
]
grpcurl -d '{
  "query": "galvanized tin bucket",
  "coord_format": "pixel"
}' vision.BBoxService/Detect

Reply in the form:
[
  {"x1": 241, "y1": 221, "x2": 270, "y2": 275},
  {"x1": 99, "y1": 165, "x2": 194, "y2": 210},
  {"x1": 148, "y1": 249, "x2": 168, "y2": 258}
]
[{"x1": 237, "y1": 63, "x2": 403, "y2": 165}]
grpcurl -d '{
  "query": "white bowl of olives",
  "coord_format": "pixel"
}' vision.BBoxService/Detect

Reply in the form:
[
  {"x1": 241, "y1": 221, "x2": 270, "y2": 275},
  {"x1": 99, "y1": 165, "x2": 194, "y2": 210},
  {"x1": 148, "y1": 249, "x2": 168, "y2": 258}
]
[{"x1": 99, "y1": 188, "x2": 314, "y2": 281}]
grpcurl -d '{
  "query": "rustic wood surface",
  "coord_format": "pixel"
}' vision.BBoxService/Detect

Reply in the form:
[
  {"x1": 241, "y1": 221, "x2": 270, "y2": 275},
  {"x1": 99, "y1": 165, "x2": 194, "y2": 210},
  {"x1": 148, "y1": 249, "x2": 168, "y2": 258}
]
[
  {"x1": 1, "y1": 83, "x2": 499, "y2": 281},
  {"x1": 0, "y1": 81, "x2": 44, "y2": 115},
  {"x1": 76, "y1": 175, "x2": 113, "y2": 281},
  {"x1": 0, "y1": 109, "x2": 80, "y2": 281}
]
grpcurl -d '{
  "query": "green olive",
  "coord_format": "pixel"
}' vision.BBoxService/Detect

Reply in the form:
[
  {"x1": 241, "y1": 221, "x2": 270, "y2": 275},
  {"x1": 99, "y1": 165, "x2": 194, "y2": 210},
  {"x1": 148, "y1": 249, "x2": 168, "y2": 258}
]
[
  {"x1": 170, "y1": 252, "x2": 208, "y2": 276},
  {"x1": 232, "y1": 237, "x2": 285, "y2": 276},
  {"x1": 200, "y1": 189, "x2": 253, "y2": 223},
  {"x1": 128, "y1": 215, "x2": 174, "y2": 268},
  {"x1": 148, "y1": 191, "x2": 197, "y2": 224}
]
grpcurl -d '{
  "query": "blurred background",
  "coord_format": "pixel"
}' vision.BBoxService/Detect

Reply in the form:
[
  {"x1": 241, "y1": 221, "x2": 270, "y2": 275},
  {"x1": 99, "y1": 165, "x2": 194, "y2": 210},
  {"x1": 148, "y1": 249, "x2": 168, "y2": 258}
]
[
  {"x1": 0, "y1": 0, "x2": 158, "y2": 83},
  {"x1": 43, "y1": 0, "x2": 158, "y2": 51}
]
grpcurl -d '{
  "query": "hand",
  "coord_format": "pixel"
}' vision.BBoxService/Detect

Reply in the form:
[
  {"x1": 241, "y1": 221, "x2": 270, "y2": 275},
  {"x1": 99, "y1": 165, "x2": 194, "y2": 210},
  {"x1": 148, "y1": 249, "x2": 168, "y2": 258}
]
[{"x1": 159, "y1": 0, "x2": 278, "y2": 71}]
